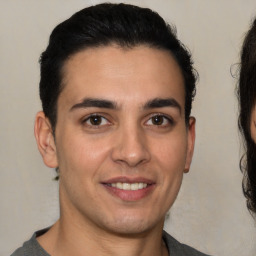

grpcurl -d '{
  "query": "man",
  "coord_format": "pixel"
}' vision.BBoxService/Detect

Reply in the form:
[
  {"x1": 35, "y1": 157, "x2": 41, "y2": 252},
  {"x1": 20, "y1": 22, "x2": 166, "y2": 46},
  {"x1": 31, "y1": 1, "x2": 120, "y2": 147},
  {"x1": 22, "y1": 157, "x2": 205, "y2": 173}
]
[{"x1": 11, "y1": 3, "x2": 210, "y2": 256}]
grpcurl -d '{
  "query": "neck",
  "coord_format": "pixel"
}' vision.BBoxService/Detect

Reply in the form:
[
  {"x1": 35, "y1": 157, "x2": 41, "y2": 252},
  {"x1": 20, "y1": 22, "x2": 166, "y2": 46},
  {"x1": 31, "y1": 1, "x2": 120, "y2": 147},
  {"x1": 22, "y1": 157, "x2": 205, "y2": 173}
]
[{"x1": 37, "y1": 216, "x2": 168, "y2": 256}]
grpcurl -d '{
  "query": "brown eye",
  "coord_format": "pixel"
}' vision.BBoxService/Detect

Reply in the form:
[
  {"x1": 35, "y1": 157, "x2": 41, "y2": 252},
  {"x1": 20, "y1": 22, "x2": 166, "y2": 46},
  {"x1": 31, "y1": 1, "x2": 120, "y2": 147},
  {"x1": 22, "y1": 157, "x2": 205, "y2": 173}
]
[
  {"x1": 83, "y1": 115, "x2": 109, "y2": 127},
  {"x1": 89, "y1": 115, "x2": 102, "y2": 125},
  {"x1": 145, "y1": 114, "x2": 173, "y2": 127},
  {"x1": 152, "y1": 115, "x2": 164, "y2": 125}
]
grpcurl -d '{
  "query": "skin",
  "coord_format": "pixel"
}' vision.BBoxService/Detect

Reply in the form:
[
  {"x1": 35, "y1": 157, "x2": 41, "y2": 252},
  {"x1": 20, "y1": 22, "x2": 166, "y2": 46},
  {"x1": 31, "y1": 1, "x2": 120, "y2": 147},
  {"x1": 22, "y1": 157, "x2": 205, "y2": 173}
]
[
  {"x1": 35, "y1": 45, "x2": 195, "y2": 256},
  {"x1": 251, "y1": 107, "x2": 256, "y2": 142}
]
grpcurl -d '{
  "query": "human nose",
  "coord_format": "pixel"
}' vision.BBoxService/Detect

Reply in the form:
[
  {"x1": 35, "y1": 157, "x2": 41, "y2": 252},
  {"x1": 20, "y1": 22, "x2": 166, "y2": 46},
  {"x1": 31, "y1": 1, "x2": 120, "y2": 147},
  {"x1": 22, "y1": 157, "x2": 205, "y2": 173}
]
[{"x1": 111, "y1": 124, "x2": 151, "y2": 167}]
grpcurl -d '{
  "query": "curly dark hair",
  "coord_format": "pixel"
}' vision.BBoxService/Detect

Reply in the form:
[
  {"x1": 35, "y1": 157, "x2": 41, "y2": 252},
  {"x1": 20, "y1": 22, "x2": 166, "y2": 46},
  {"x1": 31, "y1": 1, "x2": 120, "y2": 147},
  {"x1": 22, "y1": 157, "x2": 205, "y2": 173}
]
[
  {"x1": 238, "y1": 18, "x2": 256, "y2": 215},
  {"x1": 39, "y1": 3, "x2": 197, "y2": 131}
]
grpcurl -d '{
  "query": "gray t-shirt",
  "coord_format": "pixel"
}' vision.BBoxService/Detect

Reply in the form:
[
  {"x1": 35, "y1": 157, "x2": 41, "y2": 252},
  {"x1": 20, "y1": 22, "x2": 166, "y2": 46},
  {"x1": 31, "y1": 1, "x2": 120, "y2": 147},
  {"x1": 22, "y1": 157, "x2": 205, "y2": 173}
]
[{"x1": 11, "y1": 229, "x2": 210, "y2": 256}]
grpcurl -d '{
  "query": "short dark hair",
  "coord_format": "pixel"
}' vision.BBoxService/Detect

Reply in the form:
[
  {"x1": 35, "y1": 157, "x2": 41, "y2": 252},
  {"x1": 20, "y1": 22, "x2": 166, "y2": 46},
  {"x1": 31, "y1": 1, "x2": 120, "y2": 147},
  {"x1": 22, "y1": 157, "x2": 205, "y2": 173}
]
[
  {"x1": 39, "y1": 3, "x2": 197, "y2": 131},
  {"x1": 238, "y1": 18, "x2": 256, "y2": 215}
]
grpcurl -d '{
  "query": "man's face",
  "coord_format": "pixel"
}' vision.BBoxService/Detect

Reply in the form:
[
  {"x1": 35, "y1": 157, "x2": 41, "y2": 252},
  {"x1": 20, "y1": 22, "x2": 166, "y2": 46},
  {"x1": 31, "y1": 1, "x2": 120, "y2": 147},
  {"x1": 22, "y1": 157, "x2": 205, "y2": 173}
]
[{"x1": 38, "y1": 45, "x2": 195, "y2": 235}]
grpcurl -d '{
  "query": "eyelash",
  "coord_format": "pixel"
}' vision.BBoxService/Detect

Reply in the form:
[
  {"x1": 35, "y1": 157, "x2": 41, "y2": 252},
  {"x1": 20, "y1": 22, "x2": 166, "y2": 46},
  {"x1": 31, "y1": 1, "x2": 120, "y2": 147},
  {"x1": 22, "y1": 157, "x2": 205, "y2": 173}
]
[
  {"x1": 145, "y1": 113, "x2": 174, "y2": 127},
  {"x1": 81, "y1": 113, "x2": 174, "y2": 128},
  {"x1": 82, "y1": 113, "x2": 110, "y2": 128}
]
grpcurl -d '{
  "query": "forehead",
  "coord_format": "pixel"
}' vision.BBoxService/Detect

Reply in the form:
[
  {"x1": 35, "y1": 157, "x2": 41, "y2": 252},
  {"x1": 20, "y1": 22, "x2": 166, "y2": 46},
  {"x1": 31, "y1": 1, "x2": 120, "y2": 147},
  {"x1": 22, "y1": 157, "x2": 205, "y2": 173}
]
[{"x1": 60, "y1": 45, "x2": 185, "y2": 110}]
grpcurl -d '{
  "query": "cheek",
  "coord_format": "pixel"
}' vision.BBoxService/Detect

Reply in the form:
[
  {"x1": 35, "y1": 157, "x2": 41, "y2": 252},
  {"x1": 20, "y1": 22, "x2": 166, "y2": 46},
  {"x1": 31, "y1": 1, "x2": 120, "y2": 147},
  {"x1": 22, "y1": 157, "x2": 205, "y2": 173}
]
[
  {"x1": 57, "y1": 133, "x2": 111, "y2": 175},
  {"x1": 151, "y1": 138, "x2": 186, "y2": 212},
  {"x1": 153, "y1": 135, "x2": 188, "y2": 170},
  {"x1": 57, "y1": 136, "x2": 112, "y2": 202},
  {"x1": 151, "y1": 133, "x2": 187, "y2": 201}
]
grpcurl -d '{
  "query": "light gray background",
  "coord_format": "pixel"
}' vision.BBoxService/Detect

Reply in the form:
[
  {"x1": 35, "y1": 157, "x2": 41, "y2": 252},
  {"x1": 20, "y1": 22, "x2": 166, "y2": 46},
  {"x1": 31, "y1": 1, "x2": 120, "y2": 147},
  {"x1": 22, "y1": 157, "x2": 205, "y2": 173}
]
[{"x1": 1, "y1": 1, "x2": 256, "y2": 255}]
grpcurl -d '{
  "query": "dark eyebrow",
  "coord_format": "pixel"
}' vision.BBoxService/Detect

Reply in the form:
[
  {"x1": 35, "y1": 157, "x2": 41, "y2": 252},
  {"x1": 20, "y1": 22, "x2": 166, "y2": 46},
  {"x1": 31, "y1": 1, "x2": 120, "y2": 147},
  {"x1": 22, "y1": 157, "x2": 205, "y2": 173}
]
[
  {"x1": 70, "y1": 98, "x2": 117, "y2": 111},
  {"x1": 144, "y1": 98, "x2": 182, "y2": 113}
]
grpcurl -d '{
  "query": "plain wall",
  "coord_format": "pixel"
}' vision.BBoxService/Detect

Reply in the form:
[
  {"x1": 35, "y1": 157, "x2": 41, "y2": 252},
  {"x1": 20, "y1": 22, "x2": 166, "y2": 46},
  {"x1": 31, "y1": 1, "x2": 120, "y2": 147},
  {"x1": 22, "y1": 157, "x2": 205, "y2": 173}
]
[{"x1": 1, "y1": 1, "x2": 256, "y2": 255}]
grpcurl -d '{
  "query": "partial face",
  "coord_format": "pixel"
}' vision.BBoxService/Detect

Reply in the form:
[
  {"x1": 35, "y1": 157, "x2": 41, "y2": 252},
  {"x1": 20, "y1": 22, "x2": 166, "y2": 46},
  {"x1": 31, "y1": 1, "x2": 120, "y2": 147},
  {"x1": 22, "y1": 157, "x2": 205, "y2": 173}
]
[
  {"x1": 36, "y1": 45, "x2": 195, "y2": 235},
  {"x1": 251, "y1": 106, "x2": 256, "y2": 142}
]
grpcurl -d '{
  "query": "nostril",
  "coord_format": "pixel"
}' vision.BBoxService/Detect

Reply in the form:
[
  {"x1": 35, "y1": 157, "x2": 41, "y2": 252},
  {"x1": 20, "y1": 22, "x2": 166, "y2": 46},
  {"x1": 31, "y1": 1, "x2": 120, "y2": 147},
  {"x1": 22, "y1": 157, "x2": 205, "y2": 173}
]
[{"x1": 113, "y1": 153, "x2": 150, "y2": 168}]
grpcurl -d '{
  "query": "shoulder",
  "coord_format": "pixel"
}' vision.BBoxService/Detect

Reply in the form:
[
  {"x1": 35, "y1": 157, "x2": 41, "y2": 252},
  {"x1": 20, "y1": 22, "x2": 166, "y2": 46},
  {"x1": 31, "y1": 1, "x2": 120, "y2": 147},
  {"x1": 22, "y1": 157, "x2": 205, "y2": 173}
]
[
  {"x1": 10, "y1": 229, "x2": 50, "y2": 256},
  {"x1": 163, "y1": 230, "x2": 211, "y2": 256},
  {"x1": 11, "y1": 237, "x2": 35, "y2": 256},
  {"x1": 10, "y1": 246, "x2": 24, "y2": 256},
  {"x1": 10, "y1": 238, "x2": 33, "y2": 256}
]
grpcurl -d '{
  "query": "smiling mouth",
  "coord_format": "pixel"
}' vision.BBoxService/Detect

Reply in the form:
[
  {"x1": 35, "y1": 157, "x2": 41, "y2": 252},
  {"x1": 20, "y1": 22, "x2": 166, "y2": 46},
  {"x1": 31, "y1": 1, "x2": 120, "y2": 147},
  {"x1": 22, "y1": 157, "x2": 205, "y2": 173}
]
[
  {"x1": 107, "y1": 182, "x2": 148, "y2": 191},
  {"x1": 102, "y1": 178, "x2": 155, "y2": 201}
]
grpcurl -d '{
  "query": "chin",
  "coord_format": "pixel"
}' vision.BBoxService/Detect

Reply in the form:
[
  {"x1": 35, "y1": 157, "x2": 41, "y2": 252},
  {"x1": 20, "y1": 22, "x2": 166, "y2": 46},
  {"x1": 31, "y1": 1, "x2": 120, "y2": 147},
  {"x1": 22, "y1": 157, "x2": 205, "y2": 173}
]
[{"x1": 102, "y1": 213, "x2": 163, "y2": 236}]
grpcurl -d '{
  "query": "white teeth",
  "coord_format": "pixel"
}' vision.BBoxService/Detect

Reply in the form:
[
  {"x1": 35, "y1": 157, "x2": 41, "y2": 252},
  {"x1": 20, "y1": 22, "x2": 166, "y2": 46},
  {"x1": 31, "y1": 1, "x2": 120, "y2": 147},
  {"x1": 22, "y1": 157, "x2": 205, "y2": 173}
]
[
  {"x1": 131, "y1": 183, "x2": 138, "y2": 190},
  {"x1": 123, "y1": 183, "x2": 130, "y2": 190},
  {"x1": 116, "y1": 182, "x2": 123, "y2": 189},
  {"x1": 110, "y1": 182, "x2": 148, "y2": 190}
]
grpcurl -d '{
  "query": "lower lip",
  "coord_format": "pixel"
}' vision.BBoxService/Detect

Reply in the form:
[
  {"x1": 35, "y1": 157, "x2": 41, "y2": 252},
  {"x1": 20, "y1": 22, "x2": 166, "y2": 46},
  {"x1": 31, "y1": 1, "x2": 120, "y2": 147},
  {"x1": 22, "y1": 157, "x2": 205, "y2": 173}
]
[{"x1": 102, "y1": 184, "x2": 155, "y2": 201}]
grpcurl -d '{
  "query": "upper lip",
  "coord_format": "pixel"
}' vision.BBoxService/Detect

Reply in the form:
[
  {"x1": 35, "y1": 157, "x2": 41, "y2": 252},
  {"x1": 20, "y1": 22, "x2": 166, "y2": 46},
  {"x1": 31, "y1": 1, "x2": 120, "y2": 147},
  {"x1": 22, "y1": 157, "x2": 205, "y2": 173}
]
[{"x1": 102, "y1": 176, "x2": 155, "y2": 184}]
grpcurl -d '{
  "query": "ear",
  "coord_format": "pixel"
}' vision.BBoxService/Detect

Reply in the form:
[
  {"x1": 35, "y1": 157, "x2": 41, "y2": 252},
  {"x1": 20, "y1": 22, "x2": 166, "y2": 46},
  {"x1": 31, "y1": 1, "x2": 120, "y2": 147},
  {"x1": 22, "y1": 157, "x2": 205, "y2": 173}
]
[
  {"x1": 184, "y1": 117, "x2": 196, "y2": 173},
  {"x1": 34, "y1": 111, "x2": 58, "y2": 168}
]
